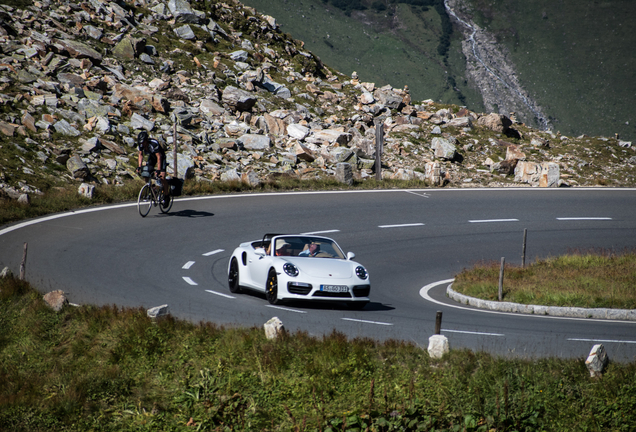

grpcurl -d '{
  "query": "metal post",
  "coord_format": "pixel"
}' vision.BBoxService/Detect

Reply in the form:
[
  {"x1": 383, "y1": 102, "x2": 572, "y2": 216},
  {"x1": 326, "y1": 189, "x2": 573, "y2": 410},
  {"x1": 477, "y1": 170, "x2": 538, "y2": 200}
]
[
  {"x1": 173, "y1": 122, "x2": 178, "y2": 179},
  {"x1": 434, "y1": 311, "x2": 442, "y2": 335},
  {"x1": 19, "y1": 242, "x2": 27, "y2": 280},
  {"x1": 498, "y1": 257, "x2": 505, "y2": 301},
  {"x1": 375, "y1": 120, "x2": 383, "y2": 181},
  {"x1": 521, "y1": 229, "x2": 527, "y2": 269}
]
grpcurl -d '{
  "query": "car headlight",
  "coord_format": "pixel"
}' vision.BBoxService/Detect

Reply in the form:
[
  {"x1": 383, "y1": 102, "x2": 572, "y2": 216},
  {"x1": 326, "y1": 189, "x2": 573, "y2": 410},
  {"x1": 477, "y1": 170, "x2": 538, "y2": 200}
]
[
  {"x1": 355, "y1": 266, "x2": 368, "y2": 280},
  {"x1": 283, "y1": 263, "x2": 299, "y2": 277}
]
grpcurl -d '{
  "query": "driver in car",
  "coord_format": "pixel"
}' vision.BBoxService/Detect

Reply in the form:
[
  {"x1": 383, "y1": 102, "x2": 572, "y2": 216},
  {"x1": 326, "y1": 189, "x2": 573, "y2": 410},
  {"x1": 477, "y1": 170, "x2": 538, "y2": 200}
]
[{"x1": 299, "y1": 243, "x2": 320, "y2": 257}]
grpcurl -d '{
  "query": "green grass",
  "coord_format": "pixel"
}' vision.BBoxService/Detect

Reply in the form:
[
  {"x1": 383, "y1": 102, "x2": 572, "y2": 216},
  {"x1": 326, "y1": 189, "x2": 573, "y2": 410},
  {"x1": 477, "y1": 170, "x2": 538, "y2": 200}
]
[
  {"x1": 453, "y1": 250, "x2": 636, "y2": 309},
  {"x1": 1, "y1": 276, "x2": 635, "y2": 431}
]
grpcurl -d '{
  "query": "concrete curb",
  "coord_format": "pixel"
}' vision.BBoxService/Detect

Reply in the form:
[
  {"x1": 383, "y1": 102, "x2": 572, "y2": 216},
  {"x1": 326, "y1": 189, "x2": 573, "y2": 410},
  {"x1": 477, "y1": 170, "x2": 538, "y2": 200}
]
[{"x1": 446, "y1": 284, "x2": 636, "y2": 321}]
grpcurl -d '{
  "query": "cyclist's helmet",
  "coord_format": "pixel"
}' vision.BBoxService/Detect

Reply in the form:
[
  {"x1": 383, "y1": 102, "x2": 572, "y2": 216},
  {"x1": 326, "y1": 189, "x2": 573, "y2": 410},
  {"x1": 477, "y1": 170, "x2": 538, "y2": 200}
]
[{"x1": 137, "y1": 131, "x2": 149, "y2": 145}]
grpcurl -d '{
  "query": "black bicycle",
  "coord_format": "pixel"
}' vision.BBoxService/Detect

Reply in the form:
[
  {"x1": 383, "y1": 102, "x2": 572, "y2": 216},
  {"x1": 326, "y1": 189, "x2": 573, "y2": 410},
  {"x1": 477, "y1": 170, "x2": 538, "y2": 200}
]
[{"x1": 137, "y1": 166, "x2": 172, "y2": 217}]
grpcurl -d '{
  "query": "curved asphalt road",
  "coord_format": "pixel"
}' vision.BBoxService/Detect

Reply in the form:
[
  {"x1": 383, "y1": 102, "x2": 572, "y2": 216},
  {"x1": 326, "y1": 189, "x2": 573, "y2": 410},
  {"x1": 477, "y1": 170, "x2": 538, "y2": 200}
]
[{"x1": 1, "y1": 188, "x2": 635, "y2": 361}]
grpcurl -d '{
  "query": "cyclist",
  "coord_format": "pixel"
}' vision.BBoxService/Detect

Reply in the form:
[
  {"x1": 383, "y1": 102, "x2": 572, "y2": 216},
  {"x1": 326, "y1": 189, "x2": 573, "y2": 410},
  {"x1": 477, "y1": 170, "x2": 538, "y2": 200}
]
[{"x1": 136, "y1": 131, "x2": 170, "y2": 208}]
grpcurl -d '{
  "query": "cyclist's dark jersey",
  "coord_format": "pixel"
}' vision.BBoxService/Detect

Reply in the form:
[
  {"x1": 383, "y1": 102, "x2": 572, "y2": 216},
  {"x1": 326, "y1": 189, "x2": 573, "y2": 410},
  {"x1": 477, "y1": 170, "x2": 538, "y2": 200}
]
[{"x1": 139, "y1": 138, "x2": 166, "y2": 171}]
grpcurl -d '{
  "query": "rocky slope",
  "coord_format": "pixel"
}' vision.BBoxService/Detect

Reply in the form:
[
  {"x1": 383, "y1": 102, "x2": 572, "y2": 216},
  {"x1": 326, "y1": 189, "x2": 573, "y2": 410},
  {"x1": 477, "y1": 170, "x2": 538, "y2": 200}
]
[{"x1": 0, "y1": 0, "x2": 635, "y2": 204}]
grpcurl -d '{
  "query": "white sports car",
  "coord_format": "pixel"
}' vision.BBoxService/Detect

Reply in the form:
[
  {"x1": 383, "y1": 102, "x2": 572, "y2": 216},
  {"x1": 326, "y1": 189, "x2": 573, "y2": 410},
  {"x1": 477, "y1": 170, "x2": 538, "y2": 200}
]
[{"x1": 227, "y1": 234, "x2": 370, "y2": 309}]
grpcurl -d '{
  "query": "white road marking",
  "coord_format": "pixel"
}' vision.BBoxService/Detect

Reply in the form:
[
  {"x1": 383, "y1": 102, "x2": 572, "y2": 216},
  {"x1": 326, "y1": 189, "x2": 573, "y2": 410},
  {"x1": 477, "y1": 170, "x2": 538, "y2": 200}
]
[
  {"x1": 342, "y1": 318, "x2": 393, "y2": 326},
  {"x1": 182, "y1": 277, "x2": 198, "y2": 286},
  {"x1": 442, "y1": 329, "x2": 504, "y2": 337},
  {"x1": 404, "y1": 190, "x2": 430, "y2": 198},
  {"x1": 182, "y1": 261, "x2": 195, "y2": 269},
  {"x1": 557, "y1": 217, "x2": 612, "y2": 221},
  {"x1": 568, "y1": 338, "x2": 636, "y2": 344},
  {"x1": 378, "y1": 223, "x2": 425, "y2": 228},
  {"x1": 266, "y1": 305, "x2": 307, "y2": 313},
  {"x1": 420, "y1": 279, "x2": 636, "y2": 324},
  {"x1": 301, "y1": 230, "x2": 340, "y2": 235},
  {"x1": 205, "y1": 289, "x2": 235, "y2": 299},
  {"x1": 469, "y1": 219, "x2": 519, "y2": 223},
  {"x1": 203, "y1": 249, "x2": 224, "y2": 256}
]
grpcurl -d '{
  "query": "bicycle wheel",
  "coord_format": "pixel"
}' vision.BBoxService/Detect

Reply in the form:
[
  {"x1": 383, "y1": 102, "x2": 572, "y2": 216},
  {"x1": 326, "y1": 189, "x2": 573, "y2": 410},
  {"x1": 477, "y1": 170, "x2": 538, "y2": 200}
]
[
  {"x1": 159, "y1": 191, "x2": 173, "y2": 213},
  {"x1": 137, "y1": 184, "x2": 152, "y2": 217}
]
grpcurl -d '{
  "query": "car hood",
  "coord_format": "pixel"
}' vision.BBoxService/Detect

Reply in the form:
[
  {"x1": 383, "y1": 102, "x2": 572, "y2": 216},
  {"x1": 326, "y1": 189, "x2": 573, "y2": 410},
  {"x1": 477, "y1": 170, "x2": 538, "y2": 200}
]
[{"x1": 287, "y1": 258, "x2": 354, "y2": 279}]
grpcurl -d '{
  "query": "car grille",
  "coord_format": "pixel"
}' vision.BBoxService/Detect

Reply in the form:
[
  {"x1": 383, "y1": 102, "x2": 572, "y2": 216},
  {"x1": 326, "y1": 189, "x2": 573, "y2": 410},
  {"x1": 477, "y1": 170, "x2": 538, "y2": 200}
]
[
  {"x1": 352, "y1": 285, "x2": 370, "y2": 297},
  {"x1": 287, "y1": 282, "x2": 312, "y2": 295},
  {"x1": 312, "y1": 291, "x2": 353, "y2": 298}
]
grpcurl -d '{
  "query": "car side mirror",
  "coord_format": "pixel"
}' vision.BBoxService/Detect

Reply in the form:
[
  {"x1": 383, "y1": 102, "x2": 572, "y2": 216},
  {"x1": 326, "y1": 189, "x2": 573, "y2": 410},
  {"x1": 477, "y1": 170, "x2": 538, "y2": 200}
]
[
  {"x1": 347, "y1": 252, "x2": 355, "y2": 260},
  {"x1": 255, "y1": 248, "x2": 266, "y2": 258}
]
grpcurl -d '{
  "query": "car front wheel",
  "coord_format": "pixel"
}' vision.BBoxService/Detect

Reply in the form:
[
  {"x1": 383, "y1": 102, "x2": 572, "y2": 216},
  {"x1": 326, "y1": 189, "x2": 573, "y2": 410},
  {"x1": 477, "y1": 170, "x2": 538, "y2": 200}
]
[
  {"x1": 265, "y1": 270, "x2": 279, "y2": 305},
  {"x1": 228, "y1": 258, "x2": 242, "y2": 294}
]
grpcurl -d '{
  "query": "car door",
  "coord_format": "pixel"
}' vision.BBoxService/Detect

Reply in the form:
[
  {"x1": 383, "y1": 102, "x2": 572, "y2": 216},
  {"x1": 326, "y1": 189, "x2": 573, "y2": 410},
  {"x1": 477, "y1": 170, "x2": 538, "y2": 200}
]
[{"x1": 247, "y1": 247, "x2": 272, "y2": 291}]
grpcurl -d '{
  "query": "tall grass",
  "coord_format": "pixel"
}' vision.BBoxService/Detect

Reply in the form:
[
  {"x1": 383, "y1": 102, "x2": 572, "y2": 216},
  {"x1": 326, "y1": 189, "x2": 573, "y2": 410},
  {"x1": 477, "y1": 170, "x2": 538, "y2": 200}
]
[
  {"x1": 453, "y1": 250, "x2": 636, "y2": 309},
  {"x1": 1, "y1": 276, "x2": 635, "y2": 431}
]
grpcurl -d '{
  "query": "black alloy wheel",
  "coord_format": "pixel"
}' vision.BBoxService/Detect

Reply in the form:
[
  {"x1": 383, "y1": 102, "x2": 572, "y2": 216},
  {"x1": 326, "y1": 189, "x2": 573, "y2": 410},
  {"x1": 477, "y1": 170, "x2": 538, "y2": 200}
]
[
  {"x1": 266, "y1": 270, "x2": 279, "y2": 305},
  {"x1": 228, "y1": 258, "x2": 242, "y2": 293}
]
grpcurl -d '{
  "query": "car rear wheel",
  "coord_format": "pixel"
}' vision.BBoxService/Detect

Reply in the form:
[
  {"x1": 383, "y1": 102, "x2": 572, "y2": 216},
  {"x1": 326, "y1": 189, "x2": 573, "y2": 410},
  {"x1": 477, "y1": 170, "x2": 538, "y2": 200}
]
[
  {"x1": 266, "y1": 270, "x2": 279, "y2": 305},
  {"x1": 228, "y1": 258, "x2": 242, "y2": 293}
]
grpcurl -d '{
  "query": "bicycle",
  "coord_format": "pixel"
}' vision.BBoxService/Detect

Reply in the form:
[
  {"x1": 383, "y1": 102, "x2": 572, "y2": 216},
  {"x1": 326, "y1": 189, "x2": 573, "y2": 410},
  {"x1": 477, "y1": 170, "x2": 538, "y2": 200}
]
[{"x1": 137, "y1": 166, "x2": 173, "y2": 217}]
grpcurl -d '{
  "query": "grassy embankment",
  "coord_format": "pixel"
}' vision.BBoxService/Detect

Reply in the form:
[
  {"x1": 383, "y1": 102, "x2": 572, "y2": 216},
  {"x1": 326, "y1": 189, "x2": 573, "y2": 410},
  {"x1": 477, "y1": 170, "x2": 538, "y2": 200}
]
[
  {"x1": 1, "y1": 275, "x2": 635, "y2": 431},
  {"x1": 453, "y1": 251, "x2": 636, "y2": 309}
]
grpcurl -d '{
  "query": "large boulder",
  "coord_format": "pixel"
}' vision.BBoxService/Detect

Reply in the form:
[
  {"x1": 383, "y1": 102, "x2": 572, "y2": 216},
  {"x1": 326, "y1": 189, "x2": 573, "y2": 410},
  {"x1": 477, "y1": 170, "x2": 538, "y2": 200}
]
[
  {"x1": 222, "y1": 86, "x2": 257, "y2": 112},
  {"x1": 239, "y1": 134, "x2": 271, "y2": 150},
  {"x1": 477, "y1": 113, "x2": 512, "y2": 133},
  {"x1": 514, "y1": 161, "x2": 560, "y2": 187},
  {"x1": 67, "y1": 155, "x2": 89, "y2": 179},
  {"x1": 431, "y1": 137, "x2": 457, "y2": 160}
]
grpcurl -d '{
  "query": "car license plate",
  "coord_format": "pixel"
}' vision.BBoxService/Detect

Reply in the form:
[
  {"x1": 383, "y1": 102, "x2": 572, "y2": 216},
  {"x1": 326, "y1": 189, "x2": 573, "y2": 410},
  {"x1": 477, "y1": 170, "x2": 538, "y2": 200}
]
[{"x1": 321, "y1": 285, "x2": 348, "y2": 293}]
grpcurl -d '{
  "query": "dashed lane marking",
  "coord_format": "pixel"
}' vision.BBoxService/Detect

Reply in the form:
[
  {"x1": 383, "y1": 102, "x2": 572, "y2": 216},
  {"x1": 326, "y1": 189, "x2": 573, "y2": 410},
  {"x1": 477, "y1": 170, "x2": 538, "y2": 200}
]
[
  {"x1": 342, "y1": 318, "x2": 393, "y2": 326},
  {"x1": 182, "y1": 261, "x2": 195, "y2": 270},
  {"x1": 469, "y1": 219, "x2": 519, "y2": 223},
  {"x1": 301, "y1": 230, "x2": 340, "y2": 235},
  {"x1": 182, "y1": 277, "x2": 198, "y2": 286},
  {"x1": 557, "y1": 217, "x2": 612, "y2": 221},
  {"x1": 266, "y1": 305, "x2": 307, "y2": 313},
  {"x1": 378, "y1": 223, "x2": 425, "y2": 228},
  {"x1": 442, "y1": 329, "x2": 504, "y2": 337},
  {"x1": 205, "y1": 289, "x2": 235, "y2": 299},
  {"x1": 203, "y1": 249, "x2": 224, "y2": 256},
  {"x1": 568, "y1": 338, "x2": 636, "y2": 344}
]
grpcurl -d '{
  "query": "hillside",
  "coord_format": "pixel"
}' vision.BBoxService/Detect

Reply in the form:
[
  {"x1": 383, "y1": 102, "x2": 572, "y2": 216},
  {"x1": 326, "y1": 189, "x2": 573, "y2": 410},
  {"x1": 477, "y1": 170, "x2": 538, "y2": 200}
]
[
  {"x1": 1, "y1": 0, "x2": 636, "y2": 207},
  {"x1": 240, "y1": 0, "x2": 636, "y2": 142}
]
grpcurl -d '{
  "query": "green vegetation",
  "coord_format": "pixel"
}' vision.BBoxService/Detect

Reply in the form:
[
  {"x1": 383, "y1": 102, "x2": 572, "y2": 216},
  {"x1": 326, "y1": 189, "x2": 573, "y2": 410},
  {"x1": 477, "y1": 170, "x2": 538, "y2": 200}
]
[
  {"x1": 1, "y1": 275, "x2": 635, "y2": 431},
  {"x1": 453, "y1": 251, "x2": 636, "y2": 309},
  {"x1": 241, "y1": 0, "x2": 481, "y2": 109}
]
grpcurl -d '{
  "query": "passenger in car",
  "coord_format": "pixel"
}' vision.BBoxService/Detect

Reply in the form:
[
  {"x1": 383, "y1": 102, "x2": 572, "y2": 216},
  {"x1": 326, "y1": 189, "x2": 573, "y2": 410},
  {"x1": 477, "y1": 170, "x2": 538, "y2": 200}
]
[{"x1": 299, "y1": 243, "x2": 320, "y2": 257}]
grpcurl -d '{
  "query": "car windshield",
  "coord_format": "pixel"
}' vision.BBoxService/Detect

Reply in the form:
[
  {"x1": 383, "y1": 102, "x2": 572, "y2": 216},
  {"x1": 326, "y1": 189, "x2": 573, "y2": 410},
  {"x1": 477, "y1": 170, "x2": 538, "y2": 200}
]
[{"x1": 273, "y1": 236, "x2": 345, "y2": 259}]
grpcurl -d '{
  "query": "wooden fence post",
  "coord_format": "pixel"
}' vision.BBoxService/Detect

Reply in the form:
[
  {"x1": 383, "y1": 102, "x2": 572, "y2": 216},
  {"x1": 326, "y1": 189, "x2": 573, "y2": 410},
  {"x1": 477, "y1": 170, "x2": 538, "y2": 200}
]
[
  {"x1": 498, "y1": 257, "x2": 505, "y2": 301},
  {"x1": 435, "y1": 311, "x2": 443, "y2": 335},
  {"x1": 19, "y1": 242, "x2": 27, "y2": 280},
  {"x1": 521, "y1": 229, "x2": 527, "y2": 268},
  {"x1": 375, "y1": 120, "x2": 384, "y2": 181},
  {"x1": 173, "y1": 122, "x2": 178, "y2": 179}
]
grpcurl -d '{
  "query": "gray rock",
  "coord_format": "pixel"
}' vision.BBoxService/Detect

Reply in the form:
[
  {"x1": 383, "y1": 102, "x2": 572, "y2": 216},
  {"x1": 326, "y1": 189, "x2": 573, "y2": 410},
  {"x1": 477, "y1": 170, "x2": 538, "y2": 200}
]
[
  {"x1": 167, "y1": 153, "x2": 196, "y2": 179},
  {"x1": 287, "y1": 123, "x2": 309, "y2": 140},
  {"x1": 174, "y1": 24, "x2": 195, "y2": 40},
  {"x1": 139, "y1": 53, "x2": 155, "y2": 64},
  {"x1": 222, "y1": 86, "x2": 257, "y2": 112},
  {"x1": 130, "y1": 112, "x2": 155, "y2": 131},
  {"x1": 43, "y1": 290, "x2": 68, "y2": 312},
  {"x1": 239, "y1": 134, "x2": 271, "y2": 150},
  {"x1": 230, "y1": 50, "x2": 249, "y2": 62},
  {"x1": 67, "y1": 155, "x2": 89, "y2": 179},
  {"x1": 335, "y1": 162, "x2": 353, "y2": 185},
  {"x1": 200, "y1": 99, "x2": 225, "y2": 117},
  {"x1": 585, "y1": 344, "x2": 608, "y2": 377},
  {"x1": 168, "y1": 0, "x2": 200, "y2": 23},
  {"x1": 147, "y1": 304, "x2": 169, "y2": 318},
  {"x1": 78, "y1": 183, "x2": 95, "y2": 198},
  {"x1": 431, "y1": 137, "x2": 457, "y2": 160},
  {"x1": 53, "y1": 119, "x2": 80, "y2": 136}
]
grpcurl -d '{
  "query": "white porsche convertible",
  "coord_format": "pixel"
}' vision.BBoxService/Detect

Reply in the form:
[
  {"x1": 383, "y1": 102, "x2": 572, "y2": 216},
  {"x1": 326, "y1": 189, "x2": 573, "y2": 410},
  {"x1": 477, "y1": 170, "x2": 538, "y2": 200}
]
[{"x1": 227, "y1": 234, "x2": 370, "y2": 309}]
